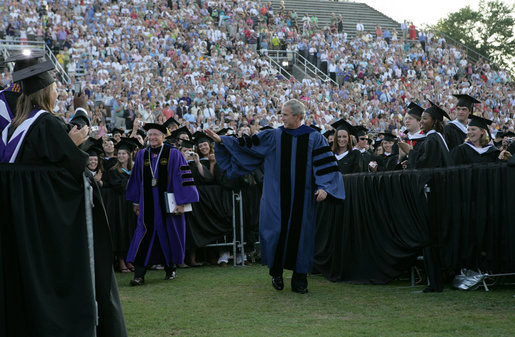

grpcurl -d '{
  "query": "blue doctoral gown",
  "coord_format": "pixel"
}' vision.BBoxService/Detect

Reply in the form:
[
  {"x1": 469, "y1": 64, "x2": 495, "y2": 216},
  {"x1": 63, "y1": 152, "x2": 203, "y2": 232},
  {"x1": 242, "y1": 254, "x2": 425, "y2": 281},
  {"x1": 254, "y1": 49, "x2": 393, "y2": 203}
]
[
  {"x1": 126, "y1": 144, "x2": 199, "y2": 266},
  {"x1": 215, "y1": 125, "x2": 345, "y2": 273}
]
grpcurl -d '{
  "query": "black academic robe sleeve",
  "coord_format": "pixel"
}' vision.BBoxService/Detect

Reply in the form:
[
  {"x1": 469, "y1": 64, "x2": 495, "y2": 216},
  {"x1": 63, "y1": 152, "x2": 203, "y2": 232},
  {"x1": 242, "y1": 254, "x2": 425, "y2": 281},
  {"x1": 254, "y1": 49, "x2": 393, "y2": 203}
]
[
  {"x1": 451, "y1": 144, "x2": 501, "y2": 166},
  {"x1": 444, "y1": 123, "x2": 466, "y2": 151},
  {"x1": 16, "y1": 113, "x2": 88, "y2": 181},
  {"x1": 508, "y1": 142, "x2": 515, "y2": 155},
  {"x1": 377, "y1": 154, "x2": 398, "y2": 172},
  {"x1": 408, "y1": 133, "x2": 452, "y2": 169},
  {"x1": 189, "y1": 160, "x2": 215, "y2": 185},
  {"x1": 337, "y1": 150, "x2": 364, "y2": 174}
]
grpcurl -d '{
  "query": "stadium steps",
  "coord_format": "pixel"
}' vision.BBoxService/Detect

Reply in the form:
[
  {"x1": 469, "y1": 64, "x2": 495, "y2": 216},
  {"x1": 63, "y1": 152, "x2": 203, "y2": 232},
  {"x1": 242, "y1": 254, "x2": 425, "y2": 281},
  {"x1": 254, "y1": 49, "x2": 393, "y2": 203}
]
[{"x1": 270, "y1": 0, "x2": 400, "y2": 38}]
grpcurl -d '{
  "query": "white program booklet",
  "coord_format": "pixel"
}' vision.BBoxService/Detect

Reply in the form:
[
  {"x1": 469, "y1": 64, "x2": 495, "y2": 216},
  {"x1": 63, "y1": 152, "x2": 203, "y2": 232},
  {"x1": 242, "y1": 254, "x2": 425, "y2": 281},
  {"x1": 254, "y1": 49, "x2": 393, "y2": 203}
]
[{"x1": 164, "y1": 193, "x2": 192, "y2": 213}]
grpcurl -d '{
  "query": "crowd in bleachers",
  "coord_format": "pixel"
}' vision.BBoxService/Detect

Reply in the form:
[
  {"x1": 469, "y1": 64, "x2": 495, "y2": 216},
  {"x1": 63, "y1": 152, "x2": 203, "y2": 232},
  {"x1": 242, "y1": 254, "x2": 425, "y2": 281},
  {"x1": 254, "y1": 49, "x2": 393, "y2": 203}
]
[{"x1": 1, "y1": 0, "x2": 513, "y2": 140}]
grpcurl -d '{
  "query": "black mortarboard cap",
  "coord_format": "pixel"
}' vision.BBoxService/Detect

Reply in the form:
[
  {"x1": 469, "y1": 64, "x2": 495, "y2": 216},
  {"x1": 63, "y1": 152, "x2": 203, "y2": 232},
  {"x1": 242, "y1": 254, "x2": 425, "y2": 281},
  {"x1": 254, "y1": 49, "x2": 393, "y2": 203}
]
[
  {"x1": 193, "y1": 131, "x2": 212, "y2": 145},
  {"x1": 309, "y1": 124, "x2": 322, "y2": 133},
  {"x1": 128, "y1": 136, "x2": 145, "y2": 149},
  {"x1": 163, "y1": 116, "x2": 179, "y2": 129},
  {"x1": 7, "y1": 50, "x2": 55, "y2": 95},
  {"x1": 180, "y1": 139, "x2": 195, "y2": 149},
  {"x1": 425, "y1": 100, "x2": 450, "y2": 121},
  {"x1": 323, "y1": 129, "x2": 335, "y2": 139},
  {"x1": 453, "y1": 94, "x2": 480, "y2": 113},
  {"x1": 331, "y1": 119, "x2": 356, "y2": 135},
  {"x1": 143, "y1": 123, "x2": 169, "y2": 135},
  {"x1": 354, "y1": 125, "x2": 368, "y2": 137},
  {"x1": 82, "y1": 137, "x2": 104, "y2": 156},
  {"x1": 407, "y1": 102, "x2": 424, "y2": 119},
  {"x1": 380, "y1": 131, "x2": 397, "y2": 142},
  {"x1": 469, "y1": 114, "x2": 493, "y2": 139},
  {"x1": 115, "y1": 138, "x2": 137, "y2": 152},
  {"x1": 217, "y1": 127, "x2": 235, "y2": 136},
  {"x1": 468, "y1": 115, "x2": 492, "y2": 130},
  {"x1": 169, "y1": 126, "x2": 192, "y2": 140},
  {"x1": 505, "y1": 131, "x2": 515, "y2": 138},
  {"x1": 111, "y1": 127, "x2": 124, "y2": 135},
  {"x1": 136, "y1": 128, "x2": 146, "y2": 139}
]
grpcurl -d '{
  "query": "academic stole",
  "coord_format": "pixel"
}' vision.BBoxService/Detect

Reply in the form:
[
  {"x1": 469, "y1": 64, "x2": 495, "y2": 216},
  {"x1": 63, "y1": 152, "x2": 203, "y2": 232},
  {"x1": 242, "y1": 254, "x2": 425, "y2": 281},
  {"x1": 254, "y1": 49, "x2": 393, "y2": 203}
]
[{"x1": 135, "y1": 147, "x2": 171, "y2": 265}]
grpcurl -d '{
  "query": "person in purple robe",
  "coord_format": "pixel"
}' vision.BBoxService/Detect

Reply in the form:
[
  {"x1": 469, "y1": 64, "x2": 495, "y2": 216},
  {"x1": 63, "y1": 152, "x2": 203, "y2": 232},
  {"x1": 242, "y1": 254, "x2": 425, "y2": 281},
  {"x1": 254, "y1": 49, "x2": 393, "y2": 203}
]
[
  {"x1": 206, "y1": 99, "x2": 346, "y2": 294},
  {"x1": 126, "y1": 122, "x2": 199, "y2": 286}
]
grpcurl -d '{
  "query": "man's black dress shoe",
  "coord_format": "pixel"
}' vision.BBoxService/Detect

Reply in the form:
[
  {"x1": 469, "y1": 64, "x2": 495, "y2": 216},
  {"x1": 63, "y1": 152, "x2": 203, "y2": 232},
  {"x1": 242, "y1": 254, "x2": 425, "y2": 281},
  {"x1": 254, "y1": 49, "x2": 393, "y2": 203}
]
[
  {"x1": 291, "y1": 273, "x2": 308, "y2": 294},
  {"x1": 130, "y1": 277, "x2": 145, "y2": 286},
  {"x1": 272, "y1": 276, "x2": 284, "y2": 290}
]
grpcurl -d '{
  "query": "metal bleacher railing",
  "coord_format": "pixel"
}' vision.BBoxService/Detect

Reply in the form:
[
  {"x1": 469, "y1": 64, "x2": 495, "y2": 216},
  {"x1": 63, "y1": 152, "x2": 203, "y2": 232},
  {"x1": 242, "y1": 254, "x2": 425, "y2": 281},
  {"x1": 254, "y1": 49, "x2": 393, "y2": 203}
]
[{"x1": 0, "y1": 38, "x2": 70, "y2": 84}]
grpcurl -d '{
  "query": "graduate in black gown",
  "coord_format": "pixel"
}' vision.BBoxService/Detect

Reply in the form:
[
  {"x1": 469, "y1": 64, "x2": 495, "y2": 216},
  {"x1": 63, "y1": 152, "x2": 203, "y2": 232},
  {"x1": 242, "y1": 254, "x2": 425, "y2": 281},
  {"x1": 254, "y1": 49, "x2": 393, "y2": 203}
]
[
  {"x1": 398, "y1": 102, "x2": 425, "y2": 169},
  {"x1": 444, "y1": 94, "x2": 480, "y2": 151},
  {"x1": 331, "y1": 119, "x2": 364, "y2": 174},
  {"x1": 104, "y1": 139, "x2": 138, "y2": 273},
  {"x1": 102, "y1": 137, "x2": 118, "y2": 171},
  {"x1": 352, "y1": 125, "x2": 374, "y2": 169},
  {"x1": 407, "y1": 101, "x2": 452, "y2": 170},
  {"x1": 0, "y1": 56, "x2": 127, "y2": 336},
  {"x1": 451, "y1": 115, "x2": 511, "y2": 165},
  {"x1": 406, "y1": 101, "x2": 452, "y2": 293},
  {"x1": 375, "y1": 131, "x2": 399, "y2": 172}
]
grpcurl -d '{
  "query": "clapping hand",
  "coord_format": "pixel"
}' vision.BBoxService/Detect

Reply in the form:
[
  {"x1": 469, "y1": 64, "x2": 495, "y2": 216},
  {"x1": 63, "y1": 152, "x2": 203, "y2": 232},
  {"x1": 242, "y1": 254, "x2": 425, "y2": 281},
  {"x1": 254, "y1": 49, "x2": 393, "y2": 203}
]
[{"x1": 68, "y1": 125, "x2": 89, "y2": 146}]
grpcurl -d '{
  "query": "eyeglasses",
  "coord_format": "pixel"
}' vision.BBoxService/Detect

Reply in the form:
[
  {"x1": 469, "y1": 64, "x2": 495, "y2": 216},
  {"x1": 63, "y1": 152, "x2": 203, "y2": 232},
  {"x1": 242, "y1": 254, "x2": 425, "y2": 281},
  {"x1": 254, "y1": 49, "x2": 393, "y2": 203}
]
[{"x1": 358, "y1": 137, "x2": 367, "y2": 141}]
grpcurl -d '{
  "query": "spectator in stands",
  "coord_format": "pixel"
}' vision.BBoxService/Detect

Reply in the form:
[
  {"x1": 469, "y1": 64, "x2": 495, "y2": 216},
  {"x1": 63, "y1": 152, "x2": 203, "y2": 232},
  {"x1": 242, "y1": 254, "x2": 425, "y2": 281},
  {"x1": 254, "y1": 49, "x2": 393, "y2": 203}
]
[
  {"x1": 409, "y1": 22, "x2": 417, "y2": 40},
  {"x1": 356, "y1": 20, "x2": 364, "y2": 37}
]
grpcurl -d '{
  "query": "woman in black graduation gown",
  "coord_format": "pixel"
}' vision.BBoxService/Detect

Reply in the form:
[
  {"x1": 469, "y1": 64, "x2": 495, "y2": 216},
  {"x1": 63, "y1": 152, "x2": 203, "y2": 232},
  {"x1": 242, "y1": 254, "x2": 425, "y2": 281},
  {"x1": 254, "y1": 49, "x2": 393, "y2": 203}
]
[
  {"x1": 331, "y1": 119, "x2": 364, "y2": 174},
  {"x1": 407, "y1": 101, "x2": 453, "y2": 169},
  {"x1": 451, "y1": 115, "x2": 511, "y2": 165},
  {"x1": 104, "y1": 139, "x2": 138, "y2": 273},
  {"x1": 404, "y1": 101, "x2": 452, "y2": 294},
  {"x1": 181, "y1": 137, "x2": 215, "y2": 184},
  {"x1": 4, "y1": 56, "x2": 127, "y2": 336}
]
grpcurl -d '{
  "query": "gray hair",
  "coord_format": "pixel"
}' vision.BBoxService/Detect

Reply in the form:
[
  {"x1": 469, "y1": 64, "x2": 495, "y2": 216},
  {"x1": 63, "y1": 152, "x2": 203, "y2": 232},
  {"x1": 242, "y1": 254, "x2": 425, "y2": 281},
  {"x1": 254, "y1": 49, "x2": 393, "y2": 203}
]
[{"x1": 283, "y1": 99, "x2": 306, "y2": 119}]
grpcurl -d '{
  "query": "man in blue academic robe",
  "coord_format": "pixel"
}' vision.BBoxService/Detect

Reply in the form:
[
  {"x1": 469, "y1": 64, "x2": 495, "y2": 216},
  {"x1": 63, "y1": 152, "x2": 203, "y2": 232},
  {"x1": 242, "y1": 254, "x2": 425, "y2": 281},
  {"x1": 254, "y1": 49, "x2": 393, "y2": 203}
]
[
  {"x1": 126, "y1": 123, "x2": 199, "y2": 285},
  {"x1": 206, "y1": 99, "x2": 345, "y2": 293}
]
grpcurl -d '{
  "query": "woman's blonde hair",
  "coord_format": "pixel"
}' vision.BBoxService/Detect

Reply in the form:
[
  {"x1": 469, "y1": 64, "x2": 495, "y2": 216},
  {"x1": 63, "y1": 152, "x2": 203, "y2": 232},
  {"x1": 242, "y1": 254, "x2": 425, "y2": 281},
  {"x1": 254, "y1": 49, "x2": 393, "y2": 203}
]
[{"x1": 11, "y1": 83, "x2": 55, "y2": 129}]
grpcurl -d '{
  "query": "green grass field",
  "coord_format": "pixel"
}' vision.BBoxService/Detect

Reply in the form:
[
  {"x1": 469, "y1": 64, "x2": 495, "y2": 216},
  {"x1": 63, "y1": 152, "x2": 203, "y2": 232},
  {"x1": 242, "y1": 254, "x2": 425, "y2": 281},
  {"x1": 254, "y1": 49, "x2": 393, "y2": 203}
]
[{"x1": 117, "y1": 264, "x2": 515, "y2": 337}]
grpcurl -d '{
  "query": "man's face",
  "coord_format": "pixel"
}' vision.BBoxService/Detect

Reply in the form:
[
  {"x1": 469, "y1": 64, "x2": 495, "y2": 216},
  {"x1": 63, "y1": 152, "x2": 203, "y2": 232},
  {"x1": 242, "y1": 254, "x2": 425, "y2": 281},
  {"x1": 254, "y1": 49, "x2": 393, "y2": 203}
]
[
  {"x1": 281, "y1": 105, "x2": 301, "y2": 129},
  {"x1": 455, "y1": 106, "x2": 470, "y2": 123},
  {"x1": 357, "y1": 135, "x2": 368, "y2": 149},
  {"x1": 147, "y1": 130, "x2": 165, "y2": 148}
]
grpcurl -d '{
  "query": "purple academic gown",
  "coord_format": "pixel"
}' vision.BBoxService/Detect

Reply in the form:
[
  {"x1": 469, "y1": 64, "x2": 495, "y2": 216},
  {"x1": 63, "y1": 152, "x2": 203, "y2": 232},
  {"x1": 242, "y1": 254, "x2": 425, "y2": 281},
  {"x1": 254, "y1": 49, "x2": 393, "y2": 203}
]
[{"x1": 126, "y1": 144, "x2": 199, "y2": 266}]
